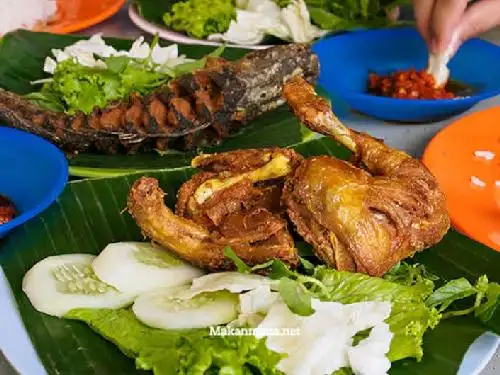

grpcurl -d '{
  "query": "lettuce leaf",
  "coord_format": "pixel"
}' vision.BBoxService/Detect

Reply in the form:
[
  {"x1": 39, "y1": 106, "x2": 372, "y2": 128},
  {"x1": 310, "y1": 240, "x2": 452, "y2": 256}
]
[
  {"x1": 66, "y1": 308, "x2": 284, "y2": 375},
  {"x1": 312, "y1": 266, "x2": 434, "y2": 304}
]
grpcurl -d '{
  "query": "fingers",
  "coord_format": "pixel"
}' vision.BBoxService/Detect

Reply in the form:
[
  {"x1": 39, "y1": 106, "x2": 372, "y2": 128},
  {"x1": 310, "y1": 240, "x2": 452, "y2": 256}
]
[
  {"x1": 413, "y1": 0, "x2": 437, "y2": 44},
  {"x1": 457, "y1": 0, "x2": 500, "y2": 42},
  {"x1": 431, "y1": 0, "x2": 469, "y2": 52}
]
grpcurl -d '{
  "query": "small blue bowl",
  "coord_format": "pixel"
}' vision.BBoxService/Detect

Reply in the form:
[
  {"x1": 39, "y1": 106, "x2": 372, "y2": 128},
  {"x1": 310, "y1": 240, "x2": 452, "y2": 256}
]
[
  {"x1": 313, "y1": 27, "x2": 500, "y2": 122},
  {"x1": 0, "y1": 127, "x2": 68, "y2": 237}
]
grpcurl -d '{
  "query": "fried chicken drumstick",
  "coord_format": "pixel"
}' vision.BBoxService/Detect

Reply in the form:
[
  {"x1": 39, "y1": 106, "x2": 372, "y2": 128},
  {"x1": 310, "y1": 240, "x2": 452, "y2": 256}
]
[
  {"x1": 127, "y1": 148, "x2": 302, "y2": 271},
  {"x1": 282, "y1": 77, "x2": 450, "y2": 276}
]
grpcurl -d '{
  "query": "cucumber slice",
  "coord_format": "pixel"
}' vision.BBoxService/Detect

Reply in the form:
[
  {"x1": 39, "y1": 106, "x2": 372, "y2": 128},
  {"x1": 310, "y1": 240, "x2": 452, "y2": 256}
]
[
  {"x1": 22, "y1": 254, "x2": 135, "y2": 317},
  {"x1": 132, "y1": 286, "x2": 239, "y2": 329},
  {"x1": 92, "y1": 242, "x2": 204, "y2": 295}
]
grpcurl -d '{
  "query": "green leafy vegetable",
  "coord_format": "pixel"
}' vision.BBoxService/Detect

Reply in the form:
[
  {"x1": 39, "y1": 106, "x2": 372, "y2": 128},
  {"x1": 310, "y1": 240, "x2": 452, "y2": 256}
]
[
  {"x1": 312, "y1": 266, "x2": 434, "y2": 304},
  {"x1": 308, "y1": 7, "x2": 347, "y2": 30},
  {"x1": 274, "y1": 0, "x2": 292, "y2": 7},
  {"x1": 172, "y1": 45, "x2": 225, "y2": 76},
  {"x1": 299, "y1": 256, "x2": 315, "y2": 273},
  {"x1": 476, "y1": 282, "x2": 500, "y2": 325},
  {"x1": 67, "y1": 308, "x2": 284, "y2": 375},
  {"x1": 249, "y1": 260, "x2": 276, "y2": 273},
  {"x1": 24, "y1": 90, "x2": 65, "y2": 112},
  {"x1": 333, "y1": 368, "x2": 354, "y2": 375},
  {"x1": 384, "y1": 262, "x2": 439, "y2": 287},
  {"x1": 223, "y1": 247, "x2": 251, "y2": 273},
  {"x1": 278, "y1": 277, "x2": 315, "y2": 316},
  {"x1": 163, "y1": 0, "x2": 236, "y2": 39},
  {"x1": 426, "y1": 278, "x2": 477, "y2": 312},
  {"x1": 305, "y1": 0, "x2": 412, "y2": 31}
]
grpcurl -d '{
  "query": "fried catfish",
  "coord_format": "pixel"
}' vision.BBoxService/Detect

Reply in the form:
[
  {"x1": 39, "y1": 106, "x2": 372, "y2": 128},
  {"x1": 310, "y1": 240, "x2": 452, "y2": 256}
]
[{"x1": 0, "y1": 44, "x2": 318, "y2": 154}]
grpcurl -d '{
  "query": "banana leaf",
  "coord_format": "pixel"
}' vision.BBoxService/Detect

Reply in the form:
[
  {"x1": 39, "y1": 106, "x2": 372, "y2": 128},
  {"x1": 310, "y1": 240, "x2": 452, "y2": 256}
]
[
  {"x1": 0, "y1": 136, "x2": 499, "y2": 375},
  {"x1": 0, "y1": 30, "x2": 308, "y2": 178}
]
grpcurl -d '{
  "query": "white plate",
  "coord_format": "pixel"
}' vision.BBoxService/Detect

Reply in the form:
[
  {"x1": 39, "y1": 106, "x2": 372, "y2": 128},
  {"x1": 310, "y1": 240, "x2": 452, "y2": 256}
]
[
  {"x1": 0, "y1": 266, "x2": 498, "y2": 375},
  {"x1": 128, "y1": 4, "x2": 274, "y2": 50}
]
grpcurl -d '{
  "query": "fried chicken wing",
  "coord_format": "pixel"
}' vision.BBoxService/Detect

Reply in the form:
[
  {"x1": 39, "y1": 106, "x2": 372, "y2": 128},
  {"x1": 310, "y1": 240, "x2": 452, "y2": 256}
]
[
  {"x1": 282, "y1": 77, "x2": 450, "y2": 276},
  {"x1": 128, "y1": 148, "x2": 302, "y2": 271}
]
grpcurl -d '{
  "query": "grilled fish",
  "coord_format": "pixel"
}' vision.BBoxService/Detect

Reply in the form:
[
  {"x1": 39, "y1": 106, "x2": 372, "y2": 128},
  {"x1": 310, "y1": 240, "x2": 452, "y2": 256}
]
[{"x1": 0, "y1": 44, "x2": 318, "y2": 154}]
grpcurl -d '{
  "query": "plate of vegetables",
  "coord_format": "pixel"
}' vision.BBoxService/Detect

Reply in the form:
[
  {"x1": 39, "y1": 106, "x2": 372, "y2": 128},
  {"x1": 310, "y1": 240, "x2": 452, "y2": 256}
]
[{"x1": 129, "y1": 0, "x2": 407, "y2": 48}]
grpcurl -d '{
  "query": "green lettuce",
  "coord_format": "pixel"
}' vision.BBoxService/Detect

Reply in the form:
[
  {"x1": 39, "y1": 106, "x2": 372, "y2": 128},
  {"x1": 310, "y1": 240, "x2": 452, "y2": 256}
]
[
  {"x1": 26, "y1": 44, "x2": 224, "y2": 115},
  {"x1": 275, "y1": 0, "x2": 412, "y2": 31},
  {"x1": 66, "y1": 308, "x2": 284, "y2": 375},
  {"x1": 163, "y1": 0, "x2": 236, "y2": 39}
]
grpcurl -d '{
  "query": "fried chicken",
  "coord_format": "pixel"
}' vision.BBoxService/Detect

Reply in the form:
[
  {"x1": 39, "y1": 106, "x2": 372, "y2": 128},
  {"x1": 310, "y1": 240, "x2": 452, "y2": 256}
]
[
  {"x1": 127, "y1": 77, "x2": 449, "y2": 277},
  {"x1": 282, "y1": 77, "x2": 450, "y2": 276},
  {"x1": 127, "y1": 148, "x2": 302, "y2": 271}
]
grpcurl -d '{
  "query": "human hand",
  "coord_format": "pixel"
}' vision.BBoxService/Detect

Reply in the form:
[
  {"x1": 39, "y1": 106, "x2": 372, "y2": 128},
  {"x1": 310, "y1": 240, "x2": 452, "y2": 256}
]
[{"x1": 413, "y1": 0, "x2": 500, "y2": 54}]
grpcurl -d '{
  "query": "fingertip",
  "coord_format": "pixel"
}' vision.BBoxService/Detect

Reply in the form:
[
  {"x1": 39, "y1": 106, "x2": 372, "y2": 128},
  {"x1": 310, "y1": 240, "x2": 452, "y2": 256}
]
[
  {"x1": 426, "y1": 37, "x2": 439, "y2": 54},
  {"x1": 434, "y1": 36, "x2": 450, "y2": 54}
]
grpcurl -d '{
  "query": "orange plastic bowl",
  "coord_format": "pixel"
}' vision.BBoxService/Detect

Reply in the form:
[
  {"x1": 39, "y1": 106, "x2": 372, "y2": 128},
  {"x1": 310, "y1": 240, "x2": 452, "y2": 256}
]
[
  {"x1": 422, "y1": 106, "x2": 500, "y2": 251},
  {"x1": 45, "y1": 0, "x2": 125, "y2": 34}
]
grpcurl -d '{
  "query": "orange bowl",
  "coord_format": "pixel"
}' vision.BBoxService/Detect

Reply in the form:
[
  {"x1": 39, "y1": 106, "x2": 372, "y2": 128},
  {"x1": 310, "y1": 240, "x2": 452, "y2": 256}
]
[
  {"x1": 45, "y1": 0, "x2": 125, "y2": 34},
  {"x1": 422, "y1": 106, "x2": 500, "y2": 251}
]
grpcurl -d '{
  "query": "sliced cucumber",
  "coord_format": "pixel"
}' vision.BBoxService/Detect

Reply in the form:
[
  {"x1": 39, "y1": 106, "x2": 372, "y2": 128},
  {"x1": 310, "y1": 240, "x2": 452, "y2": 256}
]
[
  {"x1": 91, "y1": 242, "x2": 204, "y2": 295},
  {"x1": 22, "y1": 254, "x2": 135, "y2": 317},
  {"x1": 132, "y1": 286, "x2": 239, "y2": 330}
]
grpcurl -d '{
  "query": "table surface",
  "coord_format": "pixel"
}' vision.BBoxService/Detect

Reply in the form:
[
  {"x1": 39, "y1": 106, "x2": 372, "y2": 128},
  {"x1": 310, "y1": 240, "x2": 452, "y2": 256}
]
[{"x1": 1, "y1": 4, "x2": 499, "y2": 375}]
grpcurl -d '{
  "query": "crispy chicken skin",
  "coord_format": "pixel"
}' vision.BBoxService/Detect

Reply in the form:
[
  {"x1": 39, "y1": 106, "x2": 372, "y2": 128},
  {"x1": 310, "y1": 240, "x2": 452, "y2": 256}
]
[
  {"x1": 176, "y1": 148, "x2": 303, "y2": 227},
  {"x1": 127, "y1": 148, "x2": 302, "y2": 271},
  {"x1": 282, "y1": 77, "x2": 450, "y2": 276}
]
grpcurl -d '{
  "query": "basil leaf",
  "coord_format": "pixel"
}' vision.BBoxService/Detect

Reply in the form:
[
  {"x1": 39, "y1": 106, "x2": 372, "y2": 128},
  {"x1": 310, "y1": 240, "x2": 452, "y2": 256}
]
[
  {"x1": 278, "y1": 277, "x2": 315, "y2": 316},
  {"x1": 268, "y1": 260, "x2": 296, "y2": 280},
  {"x1": 426, "y1": 278, "x2": 476, "y2": 312},
  {"x1": 299, "y1": 257, "x2": 315, "y2": 273},
  {"x1": 223, "y1": 246, "x2": 251, "y2": 273}
]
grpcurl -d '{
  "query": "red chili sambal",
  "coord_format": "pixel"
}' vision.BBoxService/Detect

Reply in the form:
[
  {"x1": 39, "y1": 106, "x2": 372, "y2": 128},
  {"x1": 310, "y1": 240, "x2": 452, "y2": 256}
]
[
  {"x1": 367, "y1": 69, "x2": 456, "y2": 99},
  {"x1": 0, "y1": 195, "x2": 17, "y2": 225}
]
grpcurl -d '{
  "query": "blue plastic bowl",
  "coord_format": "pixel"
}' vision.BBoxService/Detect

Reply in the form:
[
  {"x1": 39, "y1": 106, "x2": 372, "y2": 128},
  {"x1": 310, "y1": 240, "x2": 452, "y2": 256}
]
[
  {"x1": 313, "y1": 27, "x2": 500, "y2": 122},
  {"x1": 0, "y1": 127, "x2": 68, "y2": 237}
]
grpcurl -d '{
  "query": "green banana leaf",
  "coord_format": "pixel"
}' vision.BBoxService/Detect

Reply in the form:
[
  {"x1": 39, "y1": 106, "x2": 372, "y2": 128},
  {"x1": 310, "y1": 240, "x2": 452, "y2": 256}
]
[
  {"x1": 0, "y1": 30, "x2": 309, "y2": 178},
  {"x1": 0, "y1": 136, "x2": 499, "y2": 375}
]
